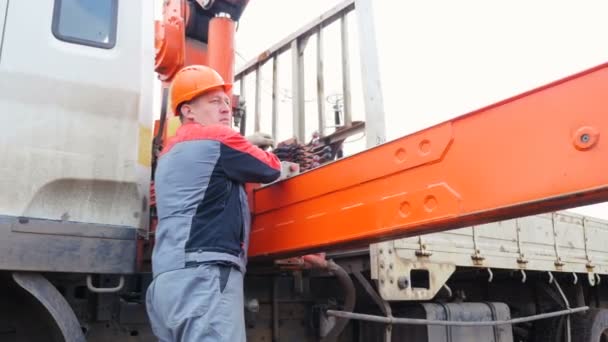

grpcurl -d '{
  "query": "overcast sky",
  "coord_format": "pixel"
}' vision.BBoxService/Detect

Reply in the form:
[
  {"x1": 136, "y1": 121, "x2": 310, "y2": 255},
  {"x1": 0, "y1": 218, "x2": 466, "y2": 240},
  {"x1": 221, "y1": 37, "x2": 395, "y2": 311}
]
[
  {"x1": 157, "y1": 1, "x2": 608, "y2": 219},
  {"x1": 238, "y1": 1, "x2": 608, "y2": 220}
]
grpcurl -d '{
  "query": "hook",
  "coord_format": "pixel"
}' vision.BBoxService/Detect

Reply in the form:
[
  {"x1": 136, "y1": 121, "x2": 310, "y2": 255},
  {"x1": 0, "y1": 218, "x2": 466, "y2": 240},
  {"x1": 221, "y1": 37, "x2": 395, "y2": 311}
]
[
  {"x1": 520, "y1": 269, "x2": 527, "y2": 283},
  {"x1": 547, "y1": 271, "x2": 554, "y2": 284},
  {"x1": 487, "y1": 268, "x2": 493, "y2": 283},
  {"x1": 596, "y1": 274, "x2": 601, "y2": 285},
  {"x1": 572, "y1": 272, "x2": 578, "y2": 285},
  {"x1": 588, "y1": 273, "x2": 597, "y2": 287},
  {"x1": 442, "y1": 284, "x2": 453, "y2": 298}
]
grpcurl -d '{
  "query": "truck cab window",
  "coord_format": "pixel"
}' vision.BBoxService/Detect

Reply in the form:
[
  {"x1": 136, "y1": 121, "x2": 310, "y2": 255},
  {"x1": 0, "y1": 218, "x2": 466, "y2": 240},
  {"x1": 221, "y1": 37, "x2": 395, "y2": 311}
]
[{"x1": 52, "y1": 0, "x2": 117, "y2": 49}]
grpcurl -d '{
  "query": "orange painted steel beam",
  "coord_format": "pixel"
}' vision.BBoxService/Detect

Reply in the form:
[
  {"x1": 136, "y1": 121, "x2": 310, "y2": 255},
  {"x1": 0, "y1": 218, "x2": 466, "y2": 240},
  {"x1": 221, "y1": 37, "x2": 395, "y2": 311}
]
[{"x1": 248, "y1": 62, "x2": 608, "y2": 259}]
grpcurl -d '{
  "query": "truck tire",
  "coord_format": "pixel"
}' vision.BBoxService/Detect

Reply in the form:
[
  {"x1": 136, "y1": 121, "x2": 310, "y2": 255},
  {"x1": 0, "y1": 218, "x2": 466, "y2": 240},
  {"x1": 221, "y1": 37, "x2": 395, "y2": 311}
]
[{"x1": 571, "y1": 309, "x2": 608, "y2": 342}]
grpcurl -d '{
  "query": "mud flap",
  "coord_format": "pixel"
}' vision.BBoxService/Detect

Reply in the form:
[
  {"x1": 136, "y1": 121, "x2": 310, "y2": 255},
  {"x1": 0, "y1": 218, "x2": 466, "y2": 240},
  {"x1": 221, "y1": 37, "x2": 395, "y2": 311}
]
[{"x1": 12, "y1": 272, "x2": 86, "y2": 342}]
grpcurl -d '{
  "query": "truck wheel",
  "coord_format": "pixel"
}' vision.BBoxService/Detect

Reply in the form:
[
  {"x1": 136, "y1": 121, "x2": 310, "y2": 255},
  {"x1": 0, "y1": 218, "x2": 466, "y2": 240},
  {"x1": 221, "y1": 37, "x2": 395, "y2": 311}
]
[{"x1": 572, "y1": 309, "x2": 608, "y2": 342}]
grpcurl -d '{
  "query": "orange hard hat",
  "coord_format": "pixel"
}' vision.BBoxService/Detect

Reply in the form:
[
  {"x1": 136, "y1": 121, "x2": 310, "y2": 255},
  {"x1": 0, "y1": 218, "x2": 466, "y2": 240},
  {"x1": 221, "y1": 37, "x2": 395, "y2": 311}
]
[{"x1": 169, "y1": 65, "x2": 233, "y2": 116}]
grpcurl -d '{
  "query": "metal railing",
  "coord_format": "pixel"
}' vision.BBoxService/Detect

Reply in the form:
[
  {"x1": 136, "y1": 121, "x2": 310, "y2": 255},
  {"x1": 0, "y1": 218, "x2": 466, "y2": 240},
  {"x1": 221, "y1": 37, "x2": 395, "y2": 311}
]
[{"x1": 234, "y1": 0, "x2": 357, "y2": 143}]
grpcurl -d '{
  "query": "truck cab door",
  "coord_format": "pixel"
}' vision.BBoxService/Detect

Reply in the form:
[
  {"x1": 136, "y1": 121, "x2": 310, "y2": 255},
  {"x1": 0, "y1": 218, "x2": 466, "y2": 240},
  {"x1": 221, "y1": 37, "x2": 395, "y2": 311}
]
[{"x1": 0, "y1": 0, "x2": 154, "y2": 274}]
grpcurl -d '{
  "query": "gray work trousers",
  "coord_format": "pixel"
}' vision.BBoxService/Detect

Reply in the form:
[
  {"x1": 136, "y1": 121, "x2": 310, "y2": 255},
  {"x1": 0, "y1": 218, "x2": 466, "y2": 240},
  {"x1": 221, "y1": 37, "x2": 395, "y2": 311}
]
[{"x1": 146, "y1": 263, "x2": 245, "y2": 342}]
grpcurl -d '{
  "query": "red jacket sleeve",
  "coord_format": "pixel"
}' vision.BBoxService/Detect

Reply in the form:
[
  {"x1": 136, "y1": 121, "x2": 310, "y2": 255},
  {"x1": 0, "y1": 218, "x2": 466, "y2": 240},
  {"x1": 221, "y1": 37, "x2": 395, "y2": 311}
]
[{"x1": 219, "y1": 129, "x2": 281, "y2": 184}]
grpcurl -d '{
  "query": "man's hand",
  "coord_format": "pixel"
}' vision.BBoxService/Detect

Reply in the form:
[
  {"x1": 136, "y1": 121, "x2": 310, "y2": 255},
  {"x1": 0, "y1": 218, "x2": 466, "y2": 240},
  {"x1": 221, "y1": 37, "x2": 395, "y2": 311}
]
[{"x1": 247, "y1": 132, "x2": 275, "y2": 149}]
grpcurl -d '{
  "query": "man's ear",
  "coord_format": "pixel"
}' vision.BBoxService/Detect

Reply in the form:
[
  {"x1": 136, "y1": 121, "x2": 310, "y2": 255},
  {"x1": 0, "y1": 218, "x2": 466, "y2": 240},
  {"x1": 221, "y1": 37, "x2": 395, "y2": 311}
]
[{"x1": 180, "y1": 103, "x2": 196, "y2": 122}]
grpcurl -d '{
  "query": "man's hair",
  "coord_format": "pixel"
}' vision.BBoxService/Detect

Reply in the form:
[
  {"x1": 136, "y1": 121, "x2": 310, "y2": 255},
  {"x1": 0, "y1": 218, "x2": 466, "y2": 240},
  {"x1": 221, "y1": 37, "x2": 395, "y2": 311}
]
[{"x1": 175, "y1": 103, "x2": 184, "y2": 123}]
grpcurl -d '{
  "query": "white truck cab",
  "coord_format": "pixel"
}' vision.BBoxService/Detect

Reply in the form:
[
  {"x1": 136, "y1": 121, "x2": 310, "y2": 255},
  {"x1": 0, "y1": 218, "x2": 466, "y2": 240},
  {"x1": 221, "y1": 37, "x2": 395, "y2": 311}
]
[
  {"x1": 0, "y1": 2, "x2": 155, "y2": 340},
  {"x1": 0, "y1": 0, "x2": 154, "y2": 274}
]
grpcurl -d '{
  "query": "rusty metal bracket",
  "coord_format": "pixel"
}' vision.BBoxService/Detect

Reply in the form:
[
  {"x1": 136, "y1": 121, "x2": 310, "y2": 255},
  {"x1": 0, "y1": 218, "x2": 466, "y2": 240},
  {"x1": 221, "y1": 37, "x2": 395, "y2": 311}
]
[
  {"x1": 471, "y1": 226, "x2": 485, "y2": 265},
  {"x1": 515, "y1": 219, "x2": 529, "y2": 266},
  {"x1": 582, "y1": 217, "x2": 595, "y2": 271},
  {"x1": 552, "y1": 213, "x2": 566, "y2": 268},
  {"x1": 373, "y1": 241, "x2": 455, "y2": 301}
]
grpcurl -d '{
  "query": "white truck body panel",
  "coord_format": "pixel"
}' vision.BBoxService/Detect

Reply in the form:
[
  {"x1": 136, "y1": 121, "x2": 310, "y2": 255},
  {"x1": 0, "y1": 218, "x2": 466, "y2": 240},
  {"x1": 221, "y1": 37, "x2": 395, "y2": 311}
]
[
  {"x1": 0, "y1": 0, "x2": 154, "y2": 228},
  {"x1": 373, "y1": 211, "x2": 608, "y2": 276}
]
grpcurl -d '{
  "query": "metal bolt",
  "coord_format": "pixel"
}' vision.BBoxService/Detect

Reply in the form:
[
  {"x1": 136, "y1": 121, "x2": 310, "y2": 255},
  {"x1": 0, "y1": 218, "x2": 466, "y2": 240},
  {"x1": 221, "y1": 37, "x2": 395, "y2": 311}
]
[
  {"x1": 397, "y1": 276, "x2": 409, "y2": 289},
  {"x1": 390, "y1": 278, "x2": 394, "y2": 284},
  {"x1": 379, "y1": 248, "x2": 383, "y2": 254},
  {"x1": 245, "y1": 298, "x2": 259, "y2": 313},
  {"x1": 389, "y1": 263, "x2": 393, "y2": 270},
  {"x1": 581, "y1": 133, "x2": 590, "y2": 143},
  {"x1": 388, "y1": 249, "x2": 392, "y2": 254}
]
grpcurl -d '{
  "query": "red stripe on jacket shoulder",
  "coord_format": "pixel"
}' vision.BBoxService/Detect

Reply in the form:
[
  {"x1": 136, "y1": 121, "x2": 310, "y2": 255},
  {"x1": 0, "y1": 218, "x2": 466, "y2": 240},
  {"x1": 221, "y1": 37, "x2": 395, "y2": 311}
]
[
  {"x1": 220, "y1": 131, "x2": 281, "y2": 171},
  {"x1": 159, "y1": 123, "x2": 280, "y2": 171},
  {"x1": 160, "y1": 123, "x2": 234, "y2": 156}
]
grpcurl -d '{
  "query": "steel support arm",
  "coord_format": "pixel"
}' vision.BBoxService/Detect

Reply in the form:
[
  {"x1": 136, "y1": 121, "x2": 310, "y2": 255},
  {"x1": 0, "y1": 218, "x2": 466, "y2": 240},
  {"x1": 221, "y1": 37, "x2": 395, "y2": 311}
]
[{"x1": 248, "y1": 63, "x2": 608, "y2": 259}]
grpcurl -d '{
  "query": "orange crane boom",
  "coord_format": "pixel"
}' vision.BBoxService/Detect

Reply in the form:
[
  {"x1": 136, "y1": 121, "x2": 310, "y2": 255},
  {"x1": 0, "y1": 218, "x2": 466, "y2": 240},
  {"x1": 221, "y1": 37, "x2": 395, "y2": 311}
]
[{"x1": 248, "y1": 62, "x2": 608, "y2": 259}]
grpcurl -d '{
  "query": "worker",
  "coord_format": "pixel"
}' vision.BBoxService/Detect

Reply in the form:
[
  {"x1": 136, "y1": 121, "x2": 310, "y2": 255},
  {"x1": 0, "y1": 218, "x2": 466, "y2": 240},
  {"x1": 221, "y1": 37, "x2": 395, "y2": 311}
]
[{"x1": 145, "y1": 64, "x2": 282, "y2": 341}]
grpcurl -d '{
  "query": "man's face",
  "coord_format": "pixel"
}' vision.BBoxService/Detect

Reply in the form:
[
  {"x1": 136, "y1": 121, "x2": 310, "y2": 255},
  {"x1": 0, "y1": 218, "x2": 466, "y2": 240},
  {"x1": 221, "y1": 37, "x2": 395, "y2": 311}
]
[{"x1": 181, "y1": 88, "x2": 232, "y2": 126}]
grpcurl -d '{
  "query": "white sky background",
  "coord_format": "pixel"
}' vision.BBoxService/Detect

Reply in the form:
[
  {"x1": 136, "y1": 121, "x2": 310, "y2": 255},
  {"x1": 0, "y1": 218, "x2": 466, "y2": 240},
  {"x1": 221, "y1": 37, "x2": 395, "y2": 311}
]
[{"x1": 155, "y1": 0, "x2": 608, "y2": 219}]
